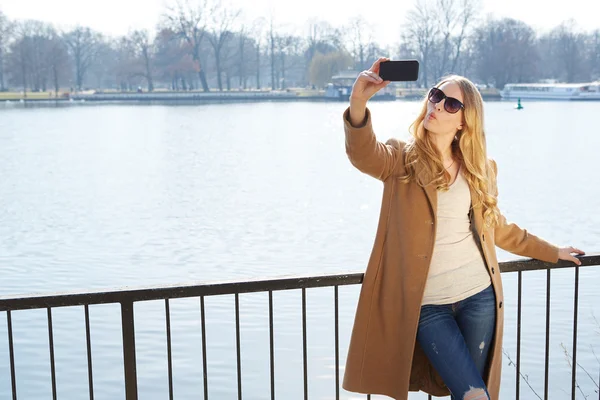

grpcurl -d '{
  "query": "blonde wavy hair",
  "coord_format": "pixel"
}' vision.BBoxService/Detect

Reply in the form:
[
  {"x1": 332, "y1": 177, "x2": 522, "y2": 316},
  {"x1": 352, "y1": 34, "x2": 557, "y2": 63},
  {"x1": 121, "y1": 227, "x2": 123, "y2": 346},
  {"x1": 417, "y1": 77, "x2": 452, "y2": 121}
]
[{"x1": 399, "y1": 75, "x2": 500, "y2": 228}]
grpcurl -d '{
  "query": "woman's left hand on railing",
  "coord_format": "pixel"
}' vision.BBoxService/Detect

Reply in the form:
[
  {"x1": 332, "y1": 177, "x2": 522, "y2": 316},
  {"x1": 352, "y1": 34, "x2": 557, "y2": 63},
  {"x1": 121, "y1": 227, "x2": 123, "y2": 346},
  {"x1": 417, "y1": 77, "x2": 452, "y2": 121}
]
[{"x1": 558, "y1": 246, "x2": 586, "y2": 265}]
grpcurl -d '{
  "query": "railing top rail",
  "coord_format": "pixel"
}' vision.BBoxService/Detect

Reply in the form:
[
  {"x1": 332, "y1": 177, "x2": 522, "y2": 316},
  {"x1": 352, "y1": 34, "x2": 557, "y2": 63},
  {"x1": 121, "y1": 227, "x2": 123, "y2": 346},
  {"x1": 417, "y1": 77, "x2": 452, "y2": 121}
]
[{"x1": 1, "y1": 253, "x2": 598, "y2": 312}]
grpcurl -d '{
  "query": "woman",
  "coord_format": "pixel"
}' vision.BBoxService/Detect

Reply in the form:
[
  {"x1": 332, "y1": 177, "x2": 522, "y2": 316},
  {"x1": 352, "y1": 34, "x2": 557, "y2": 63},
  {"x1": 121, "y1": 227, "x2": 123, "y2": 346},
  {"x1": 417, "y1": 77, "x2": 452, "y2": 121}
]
[{"x1": 341, "y1": 57, "x2": 585, "y2": 400}]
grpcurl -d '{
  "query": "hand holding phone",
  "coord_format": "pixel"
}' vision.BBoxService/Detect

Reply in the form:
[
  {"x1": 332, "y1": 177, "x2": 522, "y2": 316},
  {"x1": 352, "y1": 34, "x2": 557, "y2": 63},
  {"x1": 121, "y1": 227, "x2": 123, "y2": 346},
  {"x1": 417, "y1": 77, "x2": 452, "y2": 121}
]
[{"x1": 350, "y1": 57, "x2": 392, "y2": 103}]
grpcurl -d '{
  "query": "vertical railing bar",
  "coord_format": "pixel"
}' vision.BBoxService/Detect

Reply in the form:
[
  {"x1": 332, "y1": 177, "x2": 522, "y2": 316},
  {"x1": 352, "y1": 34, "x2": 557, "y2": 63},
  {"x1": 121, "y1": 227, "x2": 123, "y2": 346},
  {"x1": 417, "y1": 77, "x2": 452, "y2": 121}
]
[
  {"x1": 7, "y1": 311, "x2": 17, "y2": 400},
  {"x1": 235, "y1": 293, "x2": 242, "y2": 400},
  {"x1": 121, "y1": 301, "x2": 138, "y2": 400},
  {"x1": 516, "y1": 270, "x2": 522, "y2": 400},
  {"x1": 165, "y1": 299, "x2": 174, "y2": 400},
  {"x1": 269, "y1": 291, "x2": 275, "y2": 400},
  {"x1": 302, "y1": 287, "x2": 308, "y2": 400},
  {"x1": 47, "y1": 307, "x2": 57, "y2": 400},
  {"x1": 200, "y1": 296, "x2": 208, "y2": 400},
  {"x1": 572, "y1": 264, "x2": 580, "y2": 400},
  {"x1": 334, "y1": 286, "x2": 340, "y2": 400},
  {"x1": 544, "y1": 269, "x2": 551, "y2": 399},
  {"x1": 84, "y1": 304, "x2": 95, "y2": 400}
]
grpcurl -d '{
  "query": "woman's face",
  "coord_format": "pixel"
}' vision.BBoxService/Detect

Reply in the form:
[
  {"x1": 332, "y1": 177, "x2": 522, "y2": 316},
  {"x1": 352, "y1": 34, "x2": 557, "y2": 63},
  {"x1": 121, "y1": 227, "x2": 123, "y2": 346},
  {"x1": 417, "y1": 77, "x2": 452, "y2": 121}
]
[{"x1": 423, "y1": 81, "x2": 464, "y2": 136}]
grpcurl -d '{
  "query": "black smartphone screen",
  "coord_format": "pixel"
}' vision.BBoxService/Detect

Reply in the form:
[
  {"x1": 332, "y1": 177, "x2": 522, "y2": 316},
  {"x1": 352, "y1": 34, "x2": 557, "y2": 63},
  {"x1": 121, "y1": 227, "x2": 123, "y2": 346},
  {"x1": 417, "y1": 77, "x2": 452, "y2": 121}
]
[{"x1": 378, "y1": 60, "x2": 419, "y2": 82}]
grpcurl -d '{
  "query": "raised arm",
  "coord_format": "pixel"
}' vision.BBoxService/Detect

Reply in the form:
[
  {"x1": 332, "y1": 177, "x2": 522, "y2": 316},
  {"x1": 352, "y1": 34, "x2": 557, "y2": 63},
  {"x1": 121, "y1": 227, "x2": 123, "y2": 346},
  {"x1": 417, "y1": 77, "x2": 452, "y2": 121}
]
[
  {"x1": 343, "y1": 106, "x2": 404, "y2": 181},
  {"x1": 343, "y1": 57, "x2": 403, "y2": 181}
]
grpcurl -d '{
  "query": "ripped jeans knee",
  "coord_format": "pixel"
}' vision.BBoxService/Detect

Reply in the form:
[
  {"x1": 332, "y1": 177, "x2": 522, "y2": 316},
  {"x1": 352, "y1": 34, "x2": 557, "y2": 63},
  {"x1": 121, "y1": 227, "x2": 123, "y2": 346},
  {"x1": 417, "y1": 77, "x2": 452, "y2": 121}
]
[{"x1": 462, "y1": 387, "x2": 490, "y2": 400}]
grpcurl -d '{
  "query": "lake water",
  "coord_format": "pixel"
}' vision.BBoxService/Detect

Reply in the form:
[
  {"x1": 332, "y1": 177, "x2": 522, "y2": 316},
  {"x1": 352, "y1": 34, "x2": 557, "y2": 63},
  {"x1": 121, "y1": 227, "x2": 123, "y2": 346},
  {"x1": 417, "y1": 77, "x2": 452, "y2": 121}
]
[{"x1": 0, "y1": 100, "x2": 599, "y2": 399}]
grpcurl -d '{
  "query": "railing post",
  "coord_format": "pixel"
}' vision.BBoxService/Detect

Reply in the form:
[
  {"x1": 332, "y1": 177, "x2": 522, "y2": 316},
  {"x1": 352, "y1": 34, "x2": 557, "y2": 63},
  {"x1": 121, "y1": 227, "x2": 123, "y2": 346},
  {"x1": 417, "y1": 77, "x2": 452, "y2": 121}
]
[{"x1": 121, "y1": 301, "x2": 138, "y2": 400}]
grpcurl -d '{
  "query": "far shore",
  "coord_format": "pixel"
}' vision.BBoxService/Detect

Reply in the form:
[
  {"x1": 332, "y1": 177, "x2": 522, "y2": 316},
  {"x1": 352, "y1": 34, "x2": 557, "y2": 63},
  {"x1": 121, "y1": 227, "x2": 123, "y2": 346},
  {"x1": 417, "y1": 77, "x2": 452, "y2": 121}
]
[{"x1": 0, "y1": 87, "x2": 503, "y2": 102}]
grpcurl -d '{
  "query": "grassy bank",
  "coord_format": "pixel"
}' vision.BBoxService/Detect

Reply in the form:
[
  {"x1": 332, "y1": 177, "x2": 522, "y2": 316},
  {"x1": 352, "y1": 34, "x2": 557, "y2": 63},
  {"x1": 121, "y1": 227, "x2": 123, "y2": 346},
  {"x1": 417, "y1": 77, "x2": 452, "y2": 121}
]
[{"x1": 0, "y1": 92, "x2": 68, "y2": 100}]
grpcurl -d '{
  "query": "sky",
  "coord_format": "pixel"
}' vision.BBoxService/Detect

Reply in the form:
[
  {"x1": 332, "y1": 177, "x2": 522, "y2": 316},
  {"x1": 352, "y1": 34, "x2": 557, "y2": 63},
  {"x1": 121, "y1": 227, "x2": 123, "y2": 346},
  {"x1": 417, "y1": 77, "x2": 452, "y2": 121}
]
[{"x1": 1, "y1": 0, "x2": 598, "y2": 48}]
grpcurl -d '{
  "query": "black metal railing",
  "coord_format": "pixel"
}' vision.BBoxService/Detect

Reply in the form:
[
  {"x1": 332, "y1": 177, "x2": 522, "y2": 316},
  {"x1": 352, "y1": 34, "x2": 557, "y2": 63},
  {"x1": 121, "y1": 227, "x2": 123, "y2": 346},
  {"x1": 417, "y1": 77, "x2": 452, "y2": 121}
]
[{"x1": 1, "y1": 253, "x2": 598, "y2": 400}]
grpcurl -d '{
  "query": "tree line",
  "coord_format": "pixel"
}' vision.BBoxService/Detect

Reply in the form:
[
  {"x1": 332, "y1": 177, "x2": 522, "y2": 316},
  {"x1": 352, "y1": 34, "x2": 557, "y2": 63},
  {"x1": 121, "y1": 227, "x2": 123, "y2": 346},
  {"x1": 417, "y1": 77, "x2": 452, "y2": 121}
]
[{"x1": 0, "y1": 0, "x2": 598, "y2": 94}]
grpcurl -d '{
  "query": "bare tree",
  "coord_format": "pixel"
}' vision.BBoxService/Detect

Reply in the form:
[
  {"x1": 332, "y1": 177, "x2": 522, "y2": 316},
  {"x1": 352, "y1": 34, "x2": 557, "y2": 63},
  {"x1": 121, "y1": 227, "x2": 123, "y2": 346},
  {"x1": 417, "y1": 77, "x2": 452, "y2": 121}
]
[
  {"x1": 6, "y1": 22, "x2": 31, "y2": 94},
  {"x1": 86, "y1": 40, "x2": 122, "y2": 90},
  {"x1": 305, "y1": 20, "x2": 339, "y2": 62},
  {"x1": 403, "y1": 0, "x2": 439, "y2": 86},
  {"x1": 275, "y1": 34, "x2": 292, "y2": 89},
  {"x1": 129, "y1": 30, "x2": 155, "y2": 91},
  {"x1": 279, "y1": 35, "x2": 304, "y2": 88},
  {"x1": 163, "y1": 0, "x2": 211, "y2": 91},
  {"x1": 28, "y1": 21, "x2": 54, "y2": 91},
  {"x1": 547, "y1": 20, "x2": 586, "y2": 82},
  {"x1": 206, "y1": 1, "x2": 240, "y2": 91},
  {"x1": 154, "y1": 27, "x2": 197, "y2": 90},
  {"x1": 249, "y1": 17, "x2": 267, "y2": 89},
  {"x1": 219, "y1": 32, "x2": 239, "y2": 90},
  {"x1": 47, "y1": 28, "x2": 70, "y2": 95},
  {"x1": 433, "y1": 0, "x2": 479, "y2": 76},
  {"x1": 267, "y1": 25, "x2": 306, "y2": 90},
  {"x1": 403, "y1": 0, "x2": 477, "y2": 82},
  {"x1": 233, "y1": 25, "x2": 262, "y2": 89},
  {"x1": 455, "y1": 39, "x2": 477, "y2": 77},
  {"x1": 472, "y1": 17, "x2": 538, "y2": 88},
  {"x1": 5, "y1": 20, "x2": 57, "y2": 93},
  {"x1": 236, "y1": 25, "x2": 248, "y2": 89},
  {"x1": 344, "y1": 16, "x2": 374, "y2": 71},
  {"x1": 304, "y1": 20, "x2": 340, "y2": 86},
  {"x1": 268, "y1": 16, "x2": 277, "y2": 89},
  {"x1": 112, "y1": 36, "x2": 137, "y2": 90},
  {"x1": 588, "y1": 30, "x2": 600, "y2": 80},
  {"x1": 64, "y1": 26, "x2": 101, "y2": 90},
  {"x1": 0, "y1": 10, "x2": 13, "y2": 91}
]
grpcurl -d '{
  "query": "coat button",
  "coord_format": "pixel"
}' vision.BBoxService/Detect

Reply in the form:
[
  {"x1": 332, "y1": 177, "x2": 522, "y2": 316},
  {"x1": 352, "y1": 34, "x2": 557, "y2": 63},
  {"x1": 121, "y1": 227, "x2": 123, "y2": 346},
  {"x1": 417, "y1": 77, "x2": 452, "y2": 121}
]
[
  {"x1": 499, "y1": 301, "x2": 503, "y2": 308},
  {"x1": 491, "y1": 267, "x2": 495, "y2": 274},
  {"x1": 482, "y1": 234, "x2": 485, "y2": 241}
]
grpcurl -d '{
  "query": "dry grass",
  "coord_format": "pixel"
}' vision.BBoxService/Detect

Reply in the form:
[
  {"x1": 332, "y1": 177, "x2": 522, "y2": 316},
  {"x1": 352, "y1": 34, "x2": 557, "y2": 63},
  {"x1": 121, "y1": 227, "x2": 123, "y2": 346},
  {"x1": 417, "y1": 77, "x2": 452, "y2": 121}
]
[{"x1": 0, "y1": 92, "x2": 65, "y2": 100}]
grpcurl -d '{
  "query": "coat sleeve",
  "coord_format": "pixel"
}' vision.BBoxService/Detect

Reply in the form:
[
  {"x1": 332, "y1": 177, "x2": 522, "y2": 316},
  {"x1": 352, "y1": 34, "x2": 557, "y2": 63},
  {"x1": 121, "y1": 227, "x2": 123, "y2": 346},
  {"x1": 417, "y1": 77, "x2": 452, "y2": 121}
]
[
  {"x1": 491, "y1": 159, "x2": 559, "y2": 263},
  {"x1": 343, "y1": 106, "x2": 404, "y2": 181}
]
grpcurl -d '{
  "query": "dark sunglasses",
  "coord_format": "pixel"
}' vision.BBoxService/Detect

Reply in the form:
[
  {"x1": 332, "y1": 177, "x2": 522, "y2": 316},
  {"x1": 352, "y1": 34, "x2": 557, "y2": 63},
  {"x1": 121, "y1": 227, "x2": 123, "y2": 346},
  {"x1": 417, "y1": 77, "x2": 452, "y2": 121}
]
[{"x1": 428, "y1": 87, "x2": 464, "y2": 114}]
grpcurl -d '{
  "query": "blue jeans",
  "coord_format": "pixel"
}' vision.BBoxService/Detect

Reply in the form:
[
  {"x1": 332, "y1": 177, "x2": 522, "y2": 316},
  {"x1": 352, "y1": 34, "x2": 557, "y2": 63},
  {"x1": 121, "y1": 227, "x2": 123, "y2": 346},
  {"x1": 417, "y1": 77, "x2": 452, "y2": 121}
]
[{"x1": 417, "y1": 284, "x2": 496, "y2": 400}]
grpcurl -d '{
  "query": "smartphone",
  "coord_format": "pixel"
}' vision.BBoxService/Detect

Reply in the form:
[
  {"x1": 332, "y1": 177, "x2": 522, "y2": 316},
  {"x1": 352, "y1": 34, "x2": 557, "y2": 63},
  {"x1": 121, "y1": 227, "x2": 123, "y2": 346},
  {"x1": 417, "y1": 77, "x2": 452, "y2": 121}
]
[{"x1": 378, "y1": 60, "x2": 419, "y2": 81}]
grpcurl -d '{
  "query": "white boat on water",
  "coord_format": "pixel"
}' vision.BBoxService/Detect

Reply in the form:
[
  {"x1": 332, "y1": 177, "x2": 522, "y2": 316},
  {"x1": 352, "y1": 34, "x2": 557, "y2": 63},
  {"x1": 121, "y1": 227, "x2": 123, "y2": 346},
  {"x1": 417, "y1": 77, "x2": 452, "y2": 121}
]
[{"x1": 501, "y1": 81, "x2": 600, "y2": 101}]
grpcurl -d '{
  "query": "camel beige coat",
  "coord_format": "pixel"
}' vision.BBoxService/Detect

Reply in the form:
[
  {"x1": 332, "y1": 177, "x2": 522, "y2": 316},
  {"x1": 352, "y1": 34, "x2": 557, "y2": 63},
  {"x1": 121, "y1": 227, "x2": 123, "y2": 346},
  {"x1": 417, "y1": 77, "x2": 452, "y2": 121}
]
[{"x1": 341, "y1": 107, "x2": 559, "y2": 400}]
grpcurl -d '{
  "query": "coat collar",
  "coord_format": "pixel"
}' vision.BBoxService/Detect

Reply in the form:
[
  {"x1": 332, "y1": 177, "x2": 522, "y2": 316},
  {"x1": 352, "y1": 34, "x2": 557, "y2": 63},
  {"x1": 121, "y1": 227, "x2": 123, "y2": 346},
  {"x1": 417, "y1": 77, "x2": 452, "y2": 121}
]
[{"x1": 423, "y1": 180, "x2": 484, "y2": 236}]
